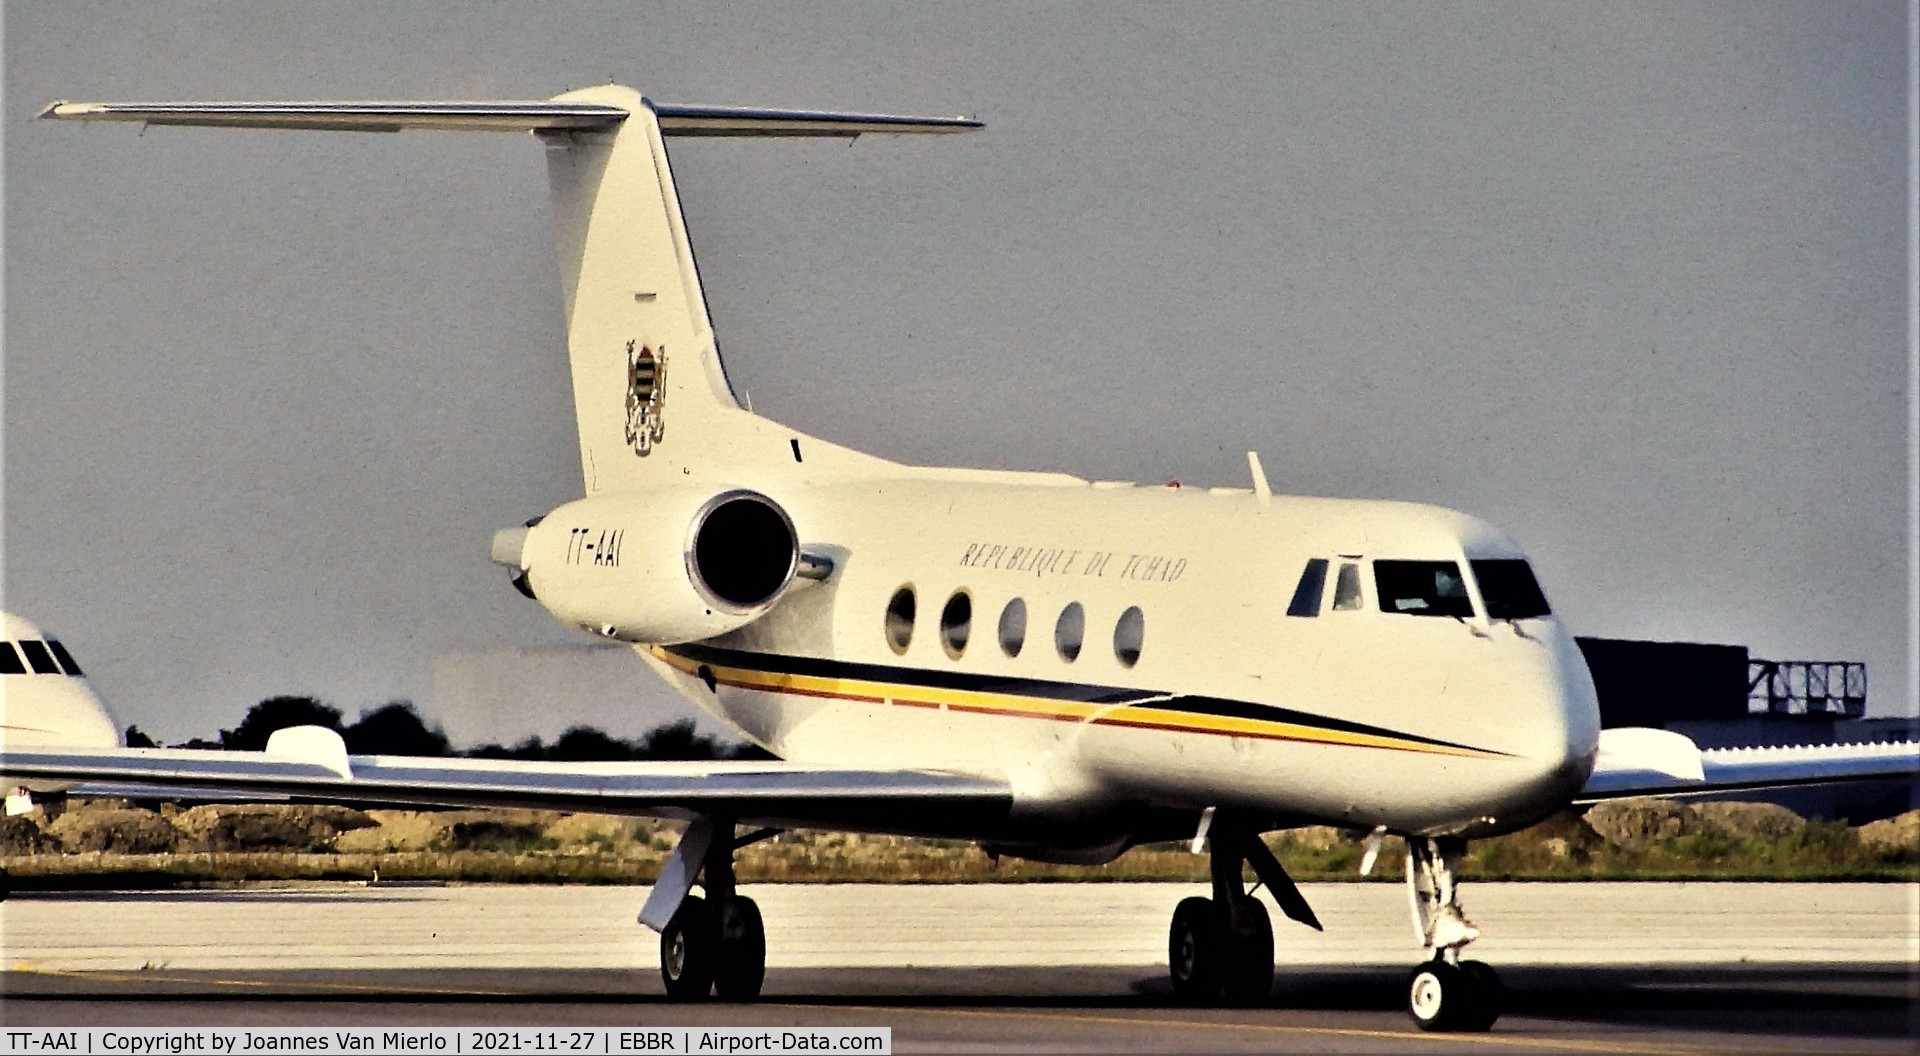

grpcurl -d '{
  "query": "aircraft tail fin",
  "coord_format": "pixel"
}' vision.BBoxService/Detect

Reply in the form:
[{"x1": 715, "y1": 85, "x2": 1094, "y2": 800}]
[{"x1": 41, "y1": 90, "x2": 981, "y2": 491}]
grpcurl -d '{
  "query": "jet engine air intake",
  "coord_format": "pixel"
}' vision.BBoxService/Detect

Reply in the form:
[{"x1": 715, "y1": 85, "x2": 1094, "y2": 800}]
[
  {"x1": 691, "y1": 491, "x2": 797, "y2": 611},
  {"x1": 492, "y1": 486, "x2": 799, "y2": 644}
]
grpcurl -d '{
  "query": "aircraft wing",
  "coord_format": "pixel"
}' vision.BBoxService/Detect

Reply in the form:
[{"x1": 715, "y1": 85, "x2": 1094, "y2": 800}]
[
  {"x1": 0, "y1": 729, "x2": 1012, "y2": 833},
  {"x1": 1576, "y1": 726, "x2": 1918, "y2": 802}
]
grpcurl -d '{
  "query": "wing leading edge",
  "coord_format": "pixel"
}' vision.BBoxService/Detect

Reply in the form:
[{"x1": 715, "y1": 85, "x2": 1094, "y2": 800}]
[
  {"x1": 1577, "y1": 726, "x2": 1918, "y2": 802},
  {"x1": 0, "y1": 732, "x2": 1011, "y2": 834}
]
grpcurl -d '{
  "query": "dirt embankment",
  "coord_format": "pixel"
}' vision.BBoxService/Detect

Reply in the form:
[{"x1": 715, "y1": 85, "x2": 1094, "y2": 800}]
[{"x1": 2, "y1": 799, "x2": 1914, "y2": 886}]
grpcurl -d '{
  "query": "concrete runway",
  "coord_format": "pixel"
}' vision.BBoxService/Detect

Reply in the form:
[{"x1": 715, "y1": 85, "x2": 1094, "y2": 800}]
[{"x1": 3, "y1": 882, "x2": 1916, "y2": 1053}]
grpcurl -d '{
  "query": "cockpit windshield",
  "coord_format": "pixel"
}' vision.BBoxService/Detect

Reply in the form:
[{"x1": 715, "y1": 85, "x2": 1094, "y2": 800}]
[
  {"x1": 1374, "y1": 560, "x2": 1474, "y2": 618},
  {"x1": 16, "y1": 639, "x2": 61, "y2": 674},
  {"x1": 1471, "y1": 559, "x2": 1551, "y2": 619}
]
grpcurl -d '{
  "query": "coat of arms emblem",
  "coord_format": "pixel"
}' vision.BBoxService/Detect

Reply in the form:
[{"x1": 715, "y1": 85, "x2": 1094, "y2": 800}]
[{"x1": 624, "y1": 340, "x2": 666, "y2": 456}]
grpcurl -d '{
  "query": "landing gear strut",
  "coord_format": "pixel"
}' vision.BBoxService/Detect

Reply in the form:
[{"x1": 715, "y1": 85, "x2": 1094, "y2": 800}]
[
  {"x1": 1403, "y1": 836, "x2": 1501, "y2": 1032},
  {"x1": 1167, "y1": 817, "x2": 1321, "y2": 1006},
  {"x1": 650, "y1": 818, "x2": 772, "y2": 1001}
]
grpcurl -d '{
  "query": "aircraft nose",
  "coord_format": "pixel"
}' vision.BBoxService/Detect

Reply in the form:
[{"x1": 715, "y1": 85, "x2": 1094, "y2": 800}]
[{"x1": 1512, "y1": 626, "x2": 1603, "y2": 809}]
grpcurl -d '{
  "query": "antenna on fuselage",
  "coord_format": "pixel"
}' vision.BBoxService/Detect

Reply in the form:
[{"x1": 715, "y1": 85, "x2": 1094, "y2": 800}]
[{"x1": 1247, "y1": 451, "x2": 1272, "y2": 505}]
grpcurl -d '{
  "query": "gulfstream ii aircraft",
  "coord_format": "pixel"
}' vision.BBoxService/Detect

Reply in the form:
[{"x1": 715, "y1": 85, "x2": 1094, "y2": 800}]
[{"x1": 11, "y1": 87, "x2": 1916, "y2": 1032}]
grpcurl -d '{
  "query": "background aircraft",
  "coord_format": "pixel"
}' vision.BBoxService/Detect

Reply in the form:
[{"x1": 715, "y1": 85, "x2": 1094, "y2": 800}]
[{"x1": 0, "y1": 613, "x2": 122, "y2": 816}]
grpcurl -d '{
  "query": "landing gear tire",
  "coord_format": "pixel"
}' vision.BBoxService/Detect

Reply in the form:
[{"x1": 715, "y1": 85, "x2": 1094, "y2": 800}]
[
  {"x1": 660, "y1": 895, "x2": 716, "y2": 999},
  {"x1": 1407, "y1": 959, "x2": 1460, "y2": 1031},
  {"x1": 1455, "y1": 959, "x2": 1502, "y2": 1031},
  {"x1": 1406, "y1": 957, "x2": 1501, "y2": 1032},
  {"x1": 713, "y1": 895, "x2": 766, "y2": 1001},
  {"x1": 1221, "y1": 898, "x2": 1274, "y2": 1006},
  {"x1": 1168, "y1": 896, "x2": 1223, "y2": 1002}
]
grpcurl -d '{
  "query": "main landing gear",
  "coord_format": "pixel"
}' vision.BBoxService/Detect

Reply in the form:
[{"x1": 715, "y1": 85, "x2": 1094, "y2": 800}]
[
  {"x1": 1167, "y1": 816, "x2": 1322, "y2": 1006},
  {"x1": 648, "y1": 818, "x2": 774, "y2": 1001},
  {"x1": 1164, "y1": 822, "x2": 1504, "y2": 1031},
  {"x1": 1403, "y1": 836, "x2": 1501, "y2": 1032}
]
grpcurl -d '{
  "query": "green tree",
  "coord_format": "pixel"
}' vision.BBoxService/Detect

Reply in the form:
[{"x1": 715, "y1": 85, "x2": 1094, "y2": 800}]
[
  {"x1": 468, "y1": 736, "x2": 549, "y2": 760},
  {"x1": 550, "y1": 725, "x2": 644, "y2": 761},
  {"x1": 220, "y1": 696, "x2": 344, "y2": 751},
  {"x1": 344, "y1": 701, "x2": 452, "y2": 756},
  {"x1": 641, "y1": 718, "x2": 728, "y2": 760}
]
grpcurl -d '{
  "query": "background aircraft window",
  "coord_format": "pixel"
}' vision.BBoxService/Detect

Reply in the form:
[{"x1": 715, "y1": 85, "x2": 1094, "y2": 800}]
[
  {"x1": 1287, "y1": 559, "x2": 1329, "y2": 617},
  {"x1": 46, "y1": 640, "x2": 83, "y2": 676},
  {"x1": 0, "y1": 643, "x2": 24, "y2": 675},
  {"x1": 1055, "y1": 602, "x2": 1085, "y2": 662},
  {"x1": 1332, "y1": 563, "x2": 1363, "y2": 610},
  {"x1": 998, "y1": 598, "x2": 1027, "y2": 657},
  {"x1": 1113, "y1": 606, "x2": 1144, "y2": 667},
  {"x1": 940, "y1": 591, "x2": 973, "y2": 659},
  {"x1": 1471, "y1": 560, "x2": 1552, "y2": 619},
  {"x1": 17, "y1": 640, "x2": 61, "y2": 674},
  {"x1": 1374, "y1": 560, "x2": 1475, "y2": 618},
  {"x1": 884, "y1": 586, "x2": 916, "y2": 655}
]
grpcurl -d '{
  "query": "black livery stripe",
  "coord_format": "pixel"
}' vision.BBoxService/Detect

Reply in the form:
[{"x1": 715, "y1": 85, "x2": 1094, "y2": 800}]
[
  {"x1": 1142, "y1": 696, "x2": 1503, "y2": 756},
  {"x1": 658, "y1": 643, "x2": 1509, "y2": 759},
  {"x1": 667, "y1": 642, "x2": 1160, "y2": 705}
]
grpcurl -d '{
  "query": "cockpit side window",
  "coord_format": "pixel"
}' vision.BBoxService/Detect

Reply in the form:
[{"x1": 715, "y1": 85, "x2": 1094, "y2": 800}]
[
  {"x1": 1374, "y1": 560, "x2": 1474, "y2": 618},
  {"x1": 1286, "y1": 559, "x2": 1328, "y2": 617},
  {"x1": 1331, "y1": 563, "x2": 1364, "y2": 611},
  {"x1": 17, "y1": 640, "x2": 61, "y2": 674},
  {"x1": 1471, "y1": 560, "x2": 1551, "y2": 619},
  {"x1": 46, "y1": 640, "x2": 83, "y2": 676},
  {"x1": 0, "y1": 643, "x2": 24, "y2": 675}
]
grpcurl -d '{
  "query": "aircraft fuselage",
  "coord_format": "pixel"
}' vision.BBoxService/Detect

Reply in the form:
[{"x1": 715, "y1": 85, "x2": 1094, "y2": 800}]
[{"x1": 527, "y1": 474, "x2": 1601, "y2": 855}]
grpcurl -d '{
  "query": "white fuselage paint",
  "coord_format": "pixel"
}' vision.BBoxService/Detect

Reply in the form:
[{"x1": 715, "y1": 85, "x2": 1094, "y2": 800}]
[
  {"x1": 0, "y1": 614, "x2": 121, "y2": 794},
  {"x1": 550, "y1": 475, "x2": 1603, "y2": 851}
]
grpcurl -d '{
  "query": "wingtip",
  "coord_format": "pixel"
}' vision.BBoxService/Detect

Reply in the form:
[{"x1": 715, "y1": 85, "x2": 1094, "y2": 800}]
[{"x1": 37, "y1": 100, "x2": 105, "y2": 121}]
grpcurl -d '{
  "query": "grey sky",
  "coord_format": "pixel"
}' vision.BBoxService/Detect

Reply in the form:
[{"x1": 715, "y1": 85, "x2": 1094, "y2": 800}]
[{"x1": 5, "y1": 1, "x2": 1911, "y2": 744}]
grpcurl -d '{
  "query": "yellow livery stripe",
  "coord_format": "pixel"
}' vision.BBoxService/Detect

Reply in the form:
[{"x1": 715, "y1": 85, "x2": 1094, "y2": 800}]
[{"x1": 652, "y1": 645, "x2": 1505, "y2": 759}]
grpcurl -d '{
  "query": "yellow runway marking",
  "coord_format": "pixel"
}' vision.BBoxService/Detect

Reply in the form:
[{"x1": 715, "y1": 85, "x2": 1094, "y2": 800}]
[
  {"x1": 781, "y1": 1002, "x2": 1739, "y2": 1056},
  {"x1": 10, "y1": 966, "x2": 1789, "y2": 1054}
]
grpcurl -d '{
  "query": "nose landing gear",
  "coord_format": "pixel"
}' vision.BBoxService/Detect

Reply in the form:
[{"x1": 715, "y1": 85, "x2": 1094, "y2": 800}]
[
  {"x1": 1404, "y1": 835, "x2": 1501, "y2": 1031},
  {"x1": 1407, "y1": 957, "x2": 1503, "y2": 1032}
]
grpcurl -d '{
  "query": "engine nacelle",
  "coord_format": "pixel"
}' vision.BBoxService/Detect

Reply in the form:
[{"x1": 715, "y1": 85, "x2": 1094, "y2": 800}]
[{"x1": 494, "y1": 486, "x2": 799, "y2": 644}]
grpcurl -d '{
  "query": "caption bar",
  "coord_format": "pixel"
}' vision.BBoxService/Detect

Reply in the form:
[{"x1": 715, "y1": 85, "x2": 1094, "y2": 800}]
[{"x1": 0, "y1": 1030, "x2": 890, "y2": 1056}]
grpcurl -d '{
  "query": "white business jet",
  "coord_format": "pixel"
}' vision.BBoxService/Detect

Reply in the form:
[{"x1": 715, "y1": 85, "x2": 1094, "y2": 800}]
[
  {"x1": 0, "y1": 613, "x2": 122, "y2": 816},
  {"x1": 9, "y1": 87, "x2": 1915, "y2": 1031}
]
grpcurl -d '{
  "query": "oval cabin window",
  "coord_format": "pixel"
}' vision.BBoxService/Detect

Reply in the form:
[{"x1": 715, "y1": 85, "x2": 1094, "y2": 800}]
[
  {"x1": 1113, "y1": 606, "x2": 1144, "y2": 667},
  {"x1": 884, "y1": 586, "x2": 916, "y2": 655},
  {"x1": 940, "y1": 591, "x2": 972, "y2": 659},
  {"x1": 1055, "y1": 602, "x2": 1085, "y2": 662},
  {"x1": 998, "y1": 599, "x2": 1027, "y2": 657}
]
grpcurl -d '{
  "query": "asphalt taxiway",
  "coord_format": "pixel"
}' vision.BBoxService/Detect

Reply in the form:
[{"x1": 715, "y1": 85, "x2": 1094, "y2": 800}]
[{"x1": 3, "y1": 882, "x2": 1915, "y2": 1053}]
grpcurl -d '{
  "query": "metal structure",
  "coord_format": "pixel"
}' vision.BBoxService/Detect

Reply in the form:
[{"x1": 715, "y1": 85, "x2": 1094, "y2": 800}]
[{"x1": 1747, "y1": 660, "x2": 1867, "y2": 718}]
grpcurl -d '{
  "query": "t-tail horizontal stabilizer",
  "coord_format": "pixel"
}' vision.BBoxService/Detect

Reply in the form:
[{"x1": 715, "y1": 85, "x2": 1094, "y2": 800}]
[
  {"x1": 37, "y1": 99, "x2": 981, "y2": 137},
  {"x1": 40, "y1": 87, "x2": 979, "y2": 493}
]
